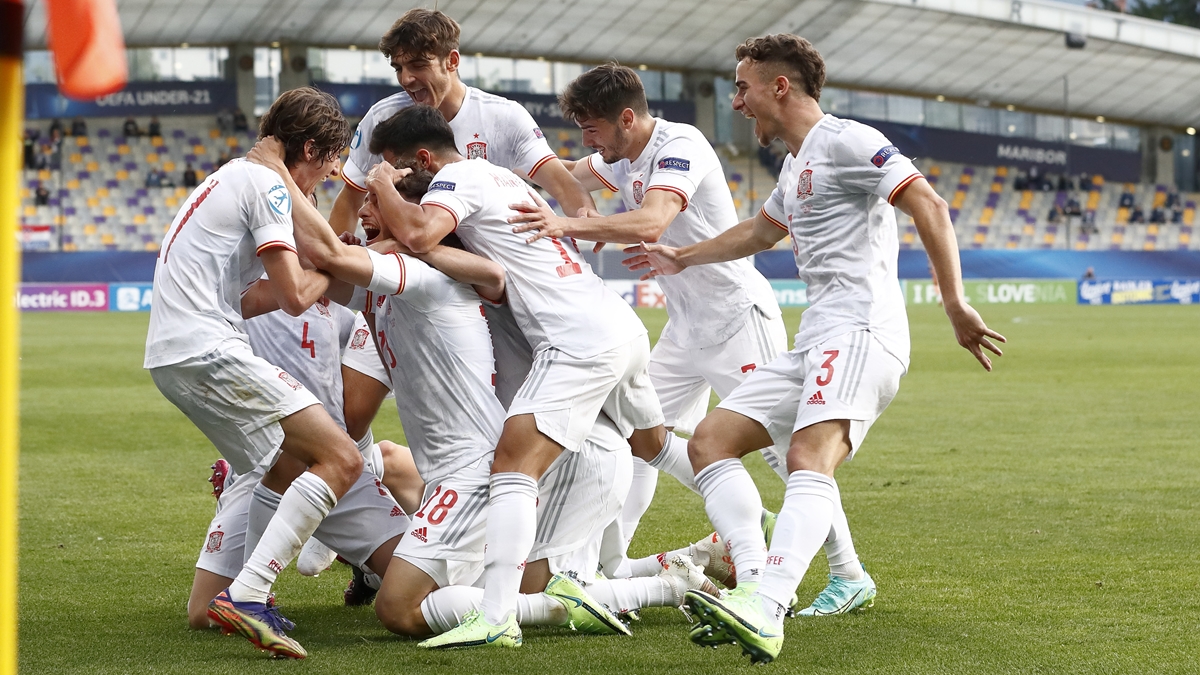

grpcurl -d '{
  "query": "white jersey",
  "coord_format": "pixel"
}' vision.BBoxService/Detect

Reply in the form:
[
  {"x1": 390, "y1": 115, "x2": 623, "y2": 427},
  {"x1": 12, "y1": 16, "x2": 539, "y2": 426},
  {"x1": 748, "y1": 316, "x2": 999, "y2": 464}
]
[
  {"x1": 145, "y1": 159, "x2": 296, "y2": 369},
  {"x1": 342, "y1": 86, "x2": 556, "y2": 191},
  {"x1": 481, "y1": 300, "x2": 535, "y2": 410},
  {"x1": 244, "y1": 300, "x2": 357, "y2": 430},
  {"x1": 372, "y1": 253, "x2": 505, "y2": 485},
  {"x1": 588, "y1": 118, "x2": 780, "y2": 349},
  {"x1": 761, "y1": 114, "x2": 921, "y2": 367},
  {"x1": 422, "y1": 158, "x2": 646, "y2": 359}
]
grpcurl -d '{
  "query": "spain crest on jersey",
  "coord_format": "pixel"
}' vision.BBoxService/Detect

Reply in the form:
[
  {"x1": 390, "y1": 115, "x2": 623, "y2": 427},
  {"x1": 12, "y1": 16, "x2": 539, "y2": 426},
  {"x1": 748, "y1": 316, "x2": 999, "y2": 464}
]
[
  {"x1": 278, "y1": 371, "x2": 303, "y2": 390},
  {"x1": 351, "y1": 328, "x2": 370, "y2": 350},
  {"x1": 633, "y1": 180, "x2": 644, "y2": 204},
  {"x1": 205, "y1": 529, "x2": 224, "y2": 553},
  {"x1": 466, "y1": 141, "x2": 488, "y2": 159},
  {"x1": 797, "y1": 169, "x2": 813, "y2": 199}
]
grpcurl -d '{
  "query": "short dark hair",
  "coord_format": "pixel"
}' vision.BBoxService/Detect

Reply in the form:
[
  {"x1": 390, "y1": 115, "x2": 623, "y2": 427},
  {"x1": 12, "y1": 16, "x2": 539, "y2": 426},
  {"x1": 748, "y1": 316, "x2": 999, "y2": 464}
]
[
  {"x1": 559, "y1": 63, "x2": 649, "y2": 123},
  {"x1": 369, "y1": 105, "x2": 458, "y2": 158},
  {"x1": 379, "y1": 9, "x2": 460, "y2": 60},
  {"x1": 258, "y1": 87, "x2": 350, "y2": 167},
  {"x1": 735, "y1": 34, "x2": 825, "y2": 102},
  {"x1": 395, "y1": 167, "x2": 434, "y2": 202}
]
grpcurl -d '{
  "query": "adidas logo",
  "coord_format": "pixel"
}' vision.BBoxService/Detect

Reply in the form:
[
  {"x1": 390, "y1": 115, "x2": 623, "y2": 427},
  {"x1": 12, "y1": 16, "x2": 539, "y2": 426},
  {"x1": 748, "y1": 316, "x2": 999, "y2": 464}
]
[
  {"x1": 807, "y1": 391, "x2": 826, "y2": 405},
  {"x1": 410, "y1": 527, "x2": 428, "y2": 543},
  {"x1": 390, "y1": 506, "x2": 404, "y2": 518}
]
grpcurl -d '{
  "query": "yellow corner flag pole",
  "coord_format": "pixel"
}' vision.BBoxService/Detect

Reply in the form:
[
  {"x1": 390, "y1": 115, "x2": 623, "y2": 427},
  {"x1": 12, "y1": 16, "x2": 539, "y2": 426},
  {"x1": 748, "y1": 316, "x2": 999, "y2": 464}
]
[{"x1": 0, "y1": 0, "x2": 22, "y2": 672}]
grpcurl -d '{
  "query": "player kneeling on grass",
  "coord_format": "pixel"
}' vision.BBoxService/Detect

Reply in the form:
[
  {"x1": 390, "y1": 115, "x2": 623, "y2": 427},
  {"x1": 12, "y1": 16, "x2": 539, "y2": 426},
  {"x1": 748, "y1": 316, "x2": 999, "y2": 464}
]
[
  {"x1": 147, "y1": 87, "x2": 425, "y2": 660},
  {"x1": 624, "y1": 35, "x2": 1006, "y2": 664}
]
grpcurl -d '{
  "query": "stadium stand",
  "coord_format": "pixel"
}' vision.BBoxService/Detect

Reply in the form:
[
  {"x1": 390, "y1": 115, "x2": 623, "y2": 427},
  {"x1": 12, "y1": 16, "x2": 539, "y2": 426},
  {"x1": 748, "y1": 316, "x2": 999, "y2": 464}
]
[{"x1": 18, "y1": 118, "x2": 1200, "y2": 253}]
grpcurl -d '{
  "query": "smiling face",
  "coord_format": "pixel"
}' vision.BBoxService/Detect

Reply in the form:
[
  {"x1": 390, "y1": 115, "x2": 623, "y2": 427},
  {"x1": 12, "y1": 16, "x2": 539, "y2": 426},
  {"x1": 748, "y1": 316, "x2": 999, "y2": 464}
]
[
  {"x1": 732, "y1": 59, "x2": 784, "y2": 148},
  {"x1": 289, "y1": 140, "x2": 340, "y2": 196},
  {"x1": 577, "y1": 112, "x2": 634, "y2": 164},
  {"x1": 357, "y1": 191, "x2": 383, "y2": 240},
  {"x1": 391, "y1": 50, "x2": 459, "y2": 108}
]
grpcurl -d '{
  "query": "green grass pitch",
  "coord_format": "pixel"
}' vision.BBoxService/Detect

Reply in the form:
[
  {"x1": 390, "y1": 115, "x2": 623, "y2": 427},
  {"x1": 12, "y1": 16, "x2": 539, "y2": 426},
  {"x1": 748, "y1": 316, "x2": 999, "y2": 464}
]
[{"x1": 17, "y1": 304, "x2": 1200, "y2": 673}]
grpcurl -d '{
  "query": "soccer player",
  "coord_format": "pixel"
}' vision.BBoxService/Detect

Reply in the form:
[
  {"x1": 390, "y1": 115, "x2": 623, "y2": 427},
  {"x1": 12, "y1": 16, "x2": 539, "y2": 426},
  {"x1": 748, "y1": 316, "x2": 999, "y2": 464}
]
[
  {"x1": 145, "y1": 87, "x2": 406, "y2": 659},
  {"x1": 508, "y1": 63, "x2": 787, "y2": 573},
  {"x1": 327, "y1": 8, "x2": 594, "y2": 234},
  {"x1": 366, "y1": 105, "x2": 672, "y2": 648},
  {"x1": 625, "y1": 35, "x2": 1006, "y2": 663}
]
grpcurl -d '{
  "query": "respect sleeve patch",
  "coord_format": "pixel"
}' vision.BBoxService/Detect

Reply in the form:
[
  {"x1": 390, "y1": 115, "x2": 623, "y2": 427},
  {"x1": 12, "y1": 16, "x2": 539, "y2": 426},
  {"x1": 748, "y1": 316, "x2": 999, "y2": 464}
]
[
  {"x1": 656, "y1": 157, "x2": 690, "y2": 172},
  {"x1": 428, "y1": 181, "x2": 456, "y2": 192},
  {"x1": 871, "y1": 145, "x2": 899, "y2": 168}
]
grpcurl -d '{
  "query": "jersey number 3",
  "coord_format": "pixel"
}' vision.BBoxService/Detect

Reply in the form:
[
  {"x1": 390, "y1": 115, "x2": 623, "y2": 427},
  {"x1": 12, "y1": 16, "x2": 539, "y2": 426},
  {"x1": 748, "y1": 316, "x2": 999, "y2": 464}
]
[{"x1": 815, "y1": 350, "x2": 838, "y2": 386}]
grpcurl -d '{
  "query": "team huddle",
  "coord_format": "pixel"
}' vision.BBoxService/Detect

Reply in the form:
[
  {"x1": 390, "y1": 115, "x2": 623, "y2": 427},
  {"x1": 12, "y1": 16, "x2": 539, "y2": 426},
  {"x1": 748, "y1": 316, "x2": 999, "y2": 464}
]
[{"x1": 144, "y1": 10, "x2": 1005, "y2": 665}]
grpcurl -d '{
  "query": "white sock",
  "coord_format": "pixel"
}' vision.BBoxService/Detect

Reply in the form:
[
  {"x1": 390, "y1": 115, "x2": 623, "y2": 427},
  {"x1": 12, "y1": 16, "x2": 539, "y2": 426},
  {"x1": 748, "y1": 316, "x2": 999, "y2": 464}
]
[
  {"x1": 825, "y1": 498, "x2": 864, "y2": 580},
  {"x1": 647, "y1": 432, "x2": 698, "y2": 494},
  {"x1": 757, "y1": 470, "x2": 838, "y2": 628},
  {"x1": 625, "y1": 550, "x2": 677, "y2": 578},
  {"x1": 420, "y1": 586, "x2": 567, "y2": 634},
  {"x1": 761, "y1": 446, "x2": 790, "y2": 482},
  {"x1": 621, "y1": 457, "x2": 658, "y2": 540},
  {"x1": 587, "y1": 576, "x2": 680, "y2": 614},
  {"x1": 243, "y1": 483, "x2": 282, "y2": 565},
  {"x1": 479, "y1": 472, "x2": 539, "y2": 625},
  {"x1": 355, "y1": 428, "x2": 374, "y2": 455},
  {"x1": 229, "y1": 472, "x2": 336, "y2": 604},
  {"x1": 695, "y1": 458, "x2": 766, "y2": 584},
  {"x1": 295, "y1": 536, "x2": 337, "y2": 576}
]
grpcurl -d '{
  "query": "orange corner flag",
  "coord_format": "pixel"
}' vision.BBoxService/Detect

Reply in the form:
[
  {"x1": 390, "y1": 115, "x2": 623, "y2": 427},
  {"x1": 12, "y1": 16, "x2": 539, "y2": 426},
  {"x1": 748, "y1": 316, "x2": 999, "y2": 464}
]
[{"x1": 46, "y1": 0, "x2": 127, "y2": 99}]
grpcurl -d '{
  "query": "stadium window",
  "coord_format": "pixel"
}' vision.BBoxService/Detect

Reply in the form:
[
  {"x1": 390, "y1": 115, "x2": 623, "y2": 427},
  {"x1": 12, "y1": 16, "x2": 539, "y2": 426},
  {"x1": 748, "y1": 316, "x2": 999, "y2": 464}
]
[
  {"x1": 821, "y1": 87, "x2": 850, "y2": 115},
  {"x1": 552, "y1": 62, "x2": 587, "y2": 94},
  {"x1": 662, "y1": 72, "x2": 683, "y2": 101},
  {"x1": 923, "y1": 99, "x2": 962, "y2": 131},
  {"x1": 714, "y1": 76, "x2": 735, "y2": 144},
  {"x1": 1070, "y1": 118, "x2": 1108, "y2": 147},
  {"x1": 474, "y1": 56, "x2": 514, "y2": 92},
  {"x1": 849, "y1": 90, "x2": 887, "y2": 121},
  {"x1": 1110, "y1": 124, "x2": 1140, "y2": 152},
  {"x1": 637, "y1": 70, "x2": 664, "y2": 100},
  {"x1": 254, "y1": 47, "x2": 281, "y2": 116},
  {"x1": 512, "y1": 58, "x2": 553, "y2": 94},
  {"x1": 961, "y1": 105, "x2": 998, "y2": 135},
  {"x1": 998, "y1": 109, "x2": 1033, "y2": 137},
  {"x1": 1035, "y1": 115, "x2": 1066, "y2": 142},
  {"x1": 122, "y1": 47, "x2": 228, "y2": 82},
  {"x1": 886, "y1": 94, "x2": 924, "y2": 125},
  {"x1": 23, "y1": 50, "x2": 56, "y2": 83}
]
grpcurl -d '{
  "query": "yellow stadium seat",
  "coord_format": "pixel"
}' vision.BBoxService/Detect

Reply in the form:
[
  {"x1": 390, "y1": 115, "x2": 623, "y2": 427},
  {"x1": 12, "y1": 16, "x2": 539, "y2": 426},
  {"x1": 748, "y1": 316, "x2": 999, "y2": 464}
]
[
  {"x1": 152, "y1": 136, "x2": 164, "y2": 147},
  {"x1": 558, "y1": 131, "x2": 571, "y2": 142},
  {"x1": 95, "y1": 187, "x2": 108, "y2": 198},
  {"x1": 83, "y1": 224, "x2": 97, "y2": 235},
  {"x1": 1042, "y1": 233, "x2": 1055, "y2": 244},
  {"x1": 950, "y1": 192, "x2": 965, "y2": 209},
  {"x1": 38, "y1": 169, "x2": 50, "y2": 180},
  {"x1": 1074, "y1": 241, "x2": 1087, "y2": 250},
  {"x1": 728, "y1": 181, "x2": 739, "y2": 191},
  {"x1": 86, "y1": 161, "x2": 98, "y2": 172},
  {"x1": 69, "y1": 153, "x2": 82, "y2": 164},
  {"x1": 1087, "y1": 192, "x2": 1101, "y2": 210},
  {"x1": 929, "y1": 165, "x2": 941, "y2": 176},
  {"x1": 86, "y1": 197, "x2": 99, "y2": 208},
  {"x1": 146, "y1": 153, "x2": 159, "y2": 164},
  {"x1": 101, "y1": 233, "x2": 115, "y2": 245},
  {"x1": 1148, "y1": 224, "x2": 1159, "y2": 235},
  {"x1": 144, "y1": 241, "x2": 160, "y2": 251},
  {"x1": 990, "y1": 183, "x2": 1001, "y2": 193},
  {"x1": 102, "y1": 206, "x2": 116, "y2": 217},
  {"x1": 747, "y1": 189, "x2": 759, "y2": 201},
  {"x1": 1006, "y1": 241, "x2": 1018, "y2": 249},
  {"x1": 1111, "y1": 232, "x2": 1124, "y2": 244},
  {"x1": 1184, "y1": 207, "x2": 1195, "y2": 225},
  {"x1": 733, "y1": 198, "x2": 743, "y2": 209},
  {"x1": 1019, "y1": 191, "x2": 1033, "y2": 209},
  {"x1": 118, "y1": 144, "x2": 130, "y2": 155},
  {"x1": 209, "y1": 129, "x2": 222, "y2": 138},
  {"x1": 601, "y1": 190, "x2": 614, "y2": 199},
  {"x1": 1153, "y1": 191, "x2": 1166, "y2": 208},
  {"x1": 1143, "y1": 241, "x2": 1156, "y2": 251},
  {"x1": 66, "y1": 179, "x2": 80, "y2": 190},
  {"x1": 973, "y1": 232, "x2": 986, "y2": 243},
  {"x1": 226, "y1": 137, "x2": 238, "y2": 147},
  {"x1": 74, "y1": 136, "x2": 88, "y2": 147},
  {"x1": 1116, "y1": 207, "x2": 1130, "y2": 224},
  {"x1": 175, "y1": 187, "x2": 188, "y2": 198},
  {"x1": 23, "y1": 206, "x2": 35, "y2": 217},
  {"x1": 995, "y1": 166, "x2": 1008, "y2": 177},
  {"x1": 980, "y1": 207, "x2": 994, "y2": 225},
  {"x1": 54, "y1": 215, "x2": 65, "y2": 225},
  {"x1": 195, "y1": 171, "x2": 206, "y2": 181},
  {"x1": 133, "y1": 214, "x2": 147, "y2": 225},
  {"x1": 557, "y1": 147, "x2": 570, "y2": 158},
  {"x1": 63, "y1": 242, "x2": 78, "y2": 252},
  {"x1": 960, "y1": 174, "x2": 972, "y2": 185},
  {"x1": 1023, "y1": 224, "x2": 1035, "y2": 235},
  {"x1": 19, "y1": 188, "x2": 29, "y2": 199},
  {"x1": 116, "y1": 170, "x2": 129, "y2": 181},
  {"x1": 1092, "y1": 175, "x2": 1105, "y2": 186},
  {"x1": 903, "y1": 232, "x2": 915, "y2": 244},
  {"x1": 1180, "y1": 232, "x2": 1191, "y2": 244},
  {"x1": 193, "y1": 144, "x2": 207, "y2": 155},
  {"x1": 165, "y1": 197, "x2": 179, "y2": 208},
  {"x1": 163, "y1": 161, "x2": 176, "y2": 172}
]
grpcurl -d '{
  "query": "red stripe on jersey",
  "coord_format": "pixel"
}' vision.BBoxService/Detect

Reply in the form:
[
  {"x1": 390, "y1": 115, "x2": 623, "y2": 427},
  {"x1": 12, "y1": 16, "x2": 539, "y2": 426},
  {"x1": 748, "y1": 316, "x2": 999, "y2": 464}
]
[
  {"x1": 527, "y1": 155, "x2": 556, "y2": 179},
  {"x1": 163, "y1": 180, "x2": 219, "y2": 262},
  {"x1": 645, "y1": 185, "x2": 689, "y2": 212},
  {"x1": 255, "y1": 241, "x2": 297, "y2": 256},
  {"x1": 425, "y1": 201, "x2": 461, "y2": 231},
  {"x1": 760, "y1": 206, "x2": 788, "y2": 232},
  {"x1": 588, "y1": 156, "x2": 619, "y2": 192},
  {"x1": 342, "y1": 171, "x2": 368, "y2": 193},
  {"x1": 888, "y1": 173, "x2": 923, "y2": 205},
  {"x1": 392, "y1": 252, "x2": 406, "y2": 295}
]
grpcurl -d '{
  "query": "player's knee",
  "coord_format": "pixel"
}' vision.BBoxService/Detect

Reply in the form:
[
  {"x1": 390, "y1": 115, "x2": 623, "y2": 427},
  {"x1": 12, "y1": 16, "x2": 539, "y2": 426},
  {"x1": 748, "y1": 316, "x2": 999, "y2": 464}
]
[
  {"x1": 332, "y1": 440, "x2": 364, "y2": 478},
  {"x1": 688, "y1": 421, "x2": 727, "y2": 471},
  {"x1": 375, "y1": 595, "x2": 424, "y2": 637},
  {"x1": 186, "y1": 600, "x2": 212, "y2": 630}
]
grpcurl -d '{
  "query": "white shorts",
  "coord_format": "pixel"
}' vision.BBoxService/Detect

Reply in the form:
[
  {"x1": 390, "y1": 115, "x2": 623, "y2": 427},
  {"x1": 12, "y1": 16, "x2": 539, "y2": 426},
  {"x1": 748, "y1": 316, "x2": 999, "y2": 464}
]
[
  {"x1": 150, "y1": 338, "x2": 322, "y2": 474},
  {"x1": 341, "y1": 312, "x2": 390, "y2": 387},
  {"x1": 650, "y1": 307, "x2": 787, "y2": 434},
  {"x1": 393, "y1": 456, "x2": 492, "y2": 589},
  {"x1": 508, "y1": 336, "x2": 665, "y2": 452},
  {"x1": 718, "y1": 330, "x2": 904, "y2": 463},
  {"x1": 529, "y1": 421, "x2": 633, "y2": 571},
  {"x1": 196, "y1": 466, "x2": 409, "y2": 579}
]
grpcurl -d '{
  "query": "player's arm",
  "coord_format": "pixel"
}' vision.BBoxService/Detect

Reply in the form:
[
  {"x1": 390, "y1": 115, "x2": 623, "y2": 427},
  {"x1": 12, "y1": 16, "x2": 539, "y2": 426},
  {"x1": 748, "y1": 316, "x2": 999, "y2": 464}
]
[
  {"x1": 252, "y1": 251, "x2": 333, "y2": 317},
  {"x1": 416, "y1": 246, "x2": 506, "y2": 302},
  {"x1": 366, "y1": 162, "x2": 457, "y2": 254},
  {"x1": 509, "y1": 188, "x2": 681, "y2": 244},
  {"x1": 622, "y1": 209, "x2": 786, "y2": 279},
  {"x1": 557, "y1": 157, "x2": 607, "y2": 192},
  {"x1": 525, "y1": 157, "x2": 597, "y2": 218},
  {"x1": 328, "y1": 181, "x2": 367, "y2": 236},
  {"x1": 895, "y1": 177, "x2": 1006, "y2": 371}
]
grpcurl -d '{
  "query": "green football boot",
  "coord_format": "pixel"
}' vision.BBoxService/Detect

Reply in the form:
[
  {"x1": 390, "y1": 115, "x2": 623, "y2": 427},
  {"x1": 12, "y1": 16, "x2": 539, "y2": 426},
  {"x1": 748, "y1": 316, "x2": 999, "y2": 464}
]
[
  {"x1": 685, "y1": 584, "x2": 784, "y2": 665},
  {"x1": 418, "y1": 609, "x2": 522, "y2": 649},
  {"x1": 545, "y1": 572, "x2": 632, "y2": 636},
  {"x1": 796, "y1": 570, "x2": 876, "y2": 616}
]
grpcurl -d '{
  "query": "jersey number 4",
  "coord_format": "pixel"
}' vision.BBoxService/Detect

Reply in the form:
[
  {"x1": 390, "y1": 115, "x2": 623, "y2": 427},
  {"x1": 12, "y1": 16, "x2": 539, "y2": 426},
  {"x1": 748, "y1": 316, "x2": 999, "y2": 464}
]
[{"x1": 300, "y1": 322, "x2": 316, "y2": 358}]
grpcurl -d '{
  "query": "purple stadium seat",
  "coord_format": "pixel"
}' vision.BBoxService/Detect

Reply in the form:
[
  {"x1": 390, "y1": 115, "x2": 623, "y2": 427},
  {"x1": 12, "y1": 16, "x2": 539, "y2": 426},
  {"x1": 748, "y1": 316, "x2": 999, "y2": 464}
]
[
  {"x1": 949, "y1": 208, "x2": 959, "y2": 222},
  {"x1": 136, "y1": 188, "x2": 148, "y2": 198},
  {"x1": 201, "y1": 162, "x2": 213, "y2": 171},
  {"x1": 77, "y1": 171, "x2": 90, "y2": 179},
  {"x1": 124, "y1": 162, "x2": 137, "y2": 171},
  {"x1": 81, "y1": 146, "x2": 93, "y2": 154},
  {"x1": 105, "y1": 243, "x2": 117, "y2": 250},
  {"x1": 64, "y1": 207, "x2": 76, "y2": 216},
  {"x1": 106, "y1": 179, "x2": 118, "y2": 188},
  {"x1": 188, "y1": 137, "x2": 201, "y2": 146},
  {"x1": 95, "y1": 216, "x2": 106, "y2": 224},
  {"x1": 98, "y1": 129, "x2": 111, "y2": 138},
  {"x1": 185, "y1": 154, "x2": 197, "y2": 162},
  {"x1": 142, "y1": 234, "x2": 155, "y2": 243},
  {"x1": 57, "y1": 188, "x2": 69, "y2": 197},
  {"x1": 731, "y1": 173, "x2": 744, "y2": 182},
  {"x1": 172, "y1": 130, "x2": 186, "y2": 139},
  {"x1": 126, "y1": 197, "x2": 139, "y2": 207},
  {"x1": 125, "y1": 225, "x2": 137, "y2": 234},
  {"x1": 62, "y1": 234, "x2": 74, "y2": 244},
  {"x1": 143, "y1": 206, "x2": 155, "y2": 215},
  {"x1": 108, "y1": 154, "x2": 120, "y2": 163},
  {"x1": 48, "y1": 198, "x2": 59, "y2": 207},
  {"x1": 962, "y1": 167, "x2": 975, "y2": 175},
  {"x1": 26, "y1": 180, "x2": 37, "y2": 188},
  {"x1": 985, "y1": 193, "x2": 1000, "y2": 208}
]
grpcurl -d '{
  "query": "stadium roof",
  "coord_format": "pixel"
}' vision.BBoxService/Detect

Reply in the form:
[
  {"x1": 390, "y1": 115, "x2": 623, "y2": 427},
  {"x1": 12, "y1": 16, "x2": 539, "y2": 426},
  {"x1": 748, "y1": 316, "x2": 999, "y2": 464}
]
[{"x1": 20, "y1": 0, "x2": 1200, "y2": 128}]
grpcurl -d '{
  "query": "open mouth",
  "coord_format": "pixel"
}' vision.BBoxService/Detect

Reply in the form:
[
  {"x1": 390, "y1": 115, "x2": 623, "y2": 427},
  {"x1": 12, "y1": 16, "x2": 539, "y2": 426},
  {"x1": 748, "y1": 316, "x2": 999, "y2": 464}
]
[
  {"x1": 407, "y1": 87, "x2": 430, "y2": 104},
  {"x1": 363, "y1": 224, "x2": 381, "y2": 242}
]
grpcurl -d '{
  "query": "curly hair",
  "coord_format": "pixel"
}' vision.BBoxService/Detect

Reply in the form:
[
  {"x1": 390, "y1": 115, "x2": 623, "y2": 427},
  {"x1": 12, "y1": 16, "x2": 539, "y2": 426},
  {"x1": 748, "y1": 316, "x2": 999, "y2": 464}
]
[
  {"x1": 735, "y1": 34, "x2": 826, "y2": 102},
  {"x1": 379, "y1": 8, "x2": 460, "y2": 60},
  {"x1": 559, "y1": 63, "x2": 648, "y2": 123},
  {"x1": 257, "y1": 87, "x2": 350, "y2": 167}
]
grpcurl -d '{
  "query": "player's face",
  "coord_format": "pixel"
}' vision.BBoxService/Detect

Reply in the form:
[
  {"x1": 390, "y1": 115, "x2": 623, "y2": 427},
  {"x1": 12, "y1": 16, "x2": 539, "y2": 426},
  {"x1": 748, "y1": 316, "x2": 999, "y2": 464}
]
[
  {"x1": 392, "y1": 51, "x2": 459, "y2": 108},
  {"x1": 291, "y1": 144, "x2": 341, "y2": 195},
  {"x1": 577, "y1": 116, "x2": 630, "y2": 164},
  {"x1": 358, "y1": 192, "x2": 382, "y2": 240},
  {"x1": 733, "y1": 59, "x2": 778, "y2": 147}
]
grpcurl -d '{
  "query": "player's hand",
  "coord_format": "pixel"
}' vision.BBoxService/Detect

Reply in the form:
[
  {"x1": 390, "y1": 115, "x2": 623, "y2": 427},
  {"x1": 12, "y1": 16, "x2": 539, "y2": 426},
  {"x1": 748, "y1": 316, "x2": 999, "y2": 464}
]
[
  {"x1": 366, "y1": 162, "x2": 408, "y2": 194},
  {"x1": 368, "y1": 238, "x2": 411, "y2": 256},
  {"x1": 338, "y1": 231, "x2": 362, "y2": 247},
  {"x1": 944, "y1": 302, "x2": 1007, "y2": 371},
  {"x1": 246, "y1": 136, "x2": 287, "y2": 176},
  {"x1": 622, "y1": 242, "x2": 684, "y2": 280},
  {"x1": 509, "y1": 191, "x2": 565, "y2": 244}
]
